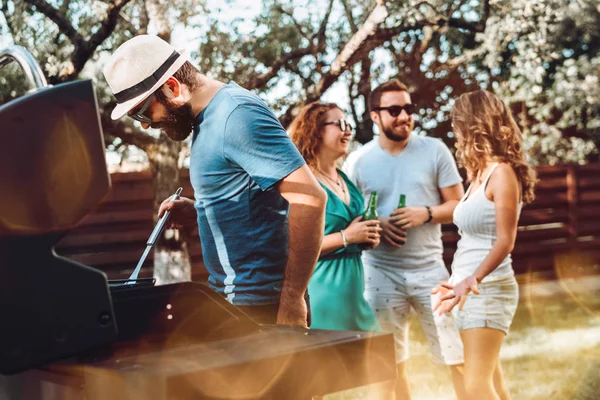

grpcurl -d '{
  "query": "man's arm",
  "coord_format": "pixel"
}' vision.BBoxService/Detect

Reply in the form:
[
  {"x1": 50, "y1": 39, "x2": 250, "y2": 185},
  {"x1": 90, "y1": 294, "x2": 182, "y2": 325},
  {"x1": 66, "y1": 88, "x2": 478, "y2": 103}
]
[
  {"x1": 389, "y1": 183, "x2": 464, "y2": 228},
  {"x1": 430, "y1": 183, "x2": 464, "y2": 224},
  {"x1": 276, "y1": 164, "x2": 327, "y2": 327},
  {"x1": 425, "y1": 139, "x2": 465, "y2": 224}
]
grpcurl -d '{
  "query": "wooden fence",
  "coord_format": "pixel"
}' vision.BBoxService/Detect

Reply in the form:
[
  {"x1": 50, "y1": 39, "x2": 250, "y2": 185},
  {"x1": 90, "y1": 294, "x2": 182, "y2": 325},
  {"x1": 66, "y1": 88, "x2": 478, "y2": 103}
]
[{"x1": 55, "y1": 163, "x2": 600, "y2": 281}]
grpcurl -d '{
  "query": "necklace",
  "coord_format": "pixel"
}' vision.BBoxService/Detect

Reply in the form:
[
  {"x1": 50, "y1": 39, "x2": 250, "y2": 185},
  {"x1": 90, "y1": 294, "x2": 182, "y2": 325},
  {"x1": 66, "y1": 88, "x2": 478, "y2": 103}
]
[
  {"x1": 316, "y1": 167, "x2": 348, "y2": 203},
  {"x1": 316, "y1": 167, "x2": 347, "y2": 194}
]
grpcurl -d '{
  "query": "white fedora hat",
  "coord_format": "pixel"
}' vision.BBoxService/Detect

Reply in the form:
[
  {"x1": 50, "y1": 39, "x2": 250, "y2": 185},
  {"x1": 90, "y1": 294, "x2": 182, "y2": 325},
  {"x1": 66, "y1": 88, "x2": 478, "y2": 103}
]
[{"x1": 103, "y1": 35, "x2": 188, "y2": 120}]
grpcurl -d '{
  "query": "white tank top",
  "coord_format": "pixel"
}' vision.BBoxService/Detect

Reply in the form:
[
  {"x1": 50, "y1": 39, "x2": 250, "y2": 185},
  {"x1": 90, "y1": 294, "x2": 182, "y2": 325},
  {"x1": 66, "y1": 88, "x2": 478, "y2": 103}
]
[{"x1": 450, "y1": 163, "x2": 522, "y2": 284}]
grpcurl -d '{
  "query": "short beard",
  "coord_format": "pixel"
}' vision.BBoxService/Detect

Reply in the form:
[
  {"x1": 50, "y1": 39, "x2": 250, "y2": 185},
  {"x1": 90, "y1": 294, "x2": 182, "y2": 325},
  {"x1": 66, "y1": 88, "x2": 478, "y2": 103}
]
[
  {"x1": 151, "y1": 99, "x2": 197, "y2": 141},
  {"x1": 381, "y1": 120, "x2": 413, "y2": 142}
]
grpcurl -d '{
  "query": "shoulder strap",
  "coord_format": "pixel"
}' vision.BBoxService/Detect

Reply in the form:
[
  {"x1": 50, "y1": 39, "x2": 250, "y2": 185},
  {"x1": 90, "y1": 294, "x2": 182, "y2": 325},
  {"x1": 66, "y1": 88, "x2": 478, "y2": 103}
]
[
  {"x1": 483, "y1": 162, "x2": 500, "y2": 190},
  {"x1": 463, "y1": 183, "x2": 474, "y2": 199}
]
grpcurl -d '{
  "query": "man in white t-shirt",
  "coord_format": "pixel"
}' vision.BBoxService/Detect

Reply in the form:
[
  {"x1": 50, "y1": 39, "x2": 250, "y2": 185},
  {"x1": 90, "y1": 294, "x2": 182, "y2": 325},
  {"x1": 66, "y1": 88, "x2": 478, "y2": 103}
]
[{"x1": 345, "y1": 80, "x2": 466, "y2": 399}]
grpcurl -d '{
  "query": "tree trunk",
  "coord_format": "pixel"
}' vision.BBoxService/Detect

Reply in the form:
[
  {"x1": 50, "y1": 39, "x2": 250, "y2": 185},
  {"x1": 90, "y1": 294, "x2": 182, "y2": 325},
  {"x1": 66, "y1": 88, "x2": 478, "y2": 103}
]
[
  {"x1": 356, "y1": 56, "x2": 374, "y2": 144},
  {"x1": 146, "y1": 133, "x2": 191, "y2": 285}
]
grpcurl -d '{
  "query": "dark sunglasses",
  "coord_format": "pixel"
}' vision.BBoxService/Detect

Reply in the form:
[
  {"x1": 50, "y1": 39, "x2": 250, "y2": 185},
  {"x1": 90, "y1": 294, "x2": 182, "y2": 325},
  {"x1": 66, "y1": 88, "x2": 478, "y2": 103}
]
[
  {"x1": 324, "y1": 119, "x2": 353, "y2": 132},
  {"x1": 373, "y1": 104, "x2": 416, "y2": 117},
  {"x1": 128, "y1": 93, "x2": 155, "y2": 123}
]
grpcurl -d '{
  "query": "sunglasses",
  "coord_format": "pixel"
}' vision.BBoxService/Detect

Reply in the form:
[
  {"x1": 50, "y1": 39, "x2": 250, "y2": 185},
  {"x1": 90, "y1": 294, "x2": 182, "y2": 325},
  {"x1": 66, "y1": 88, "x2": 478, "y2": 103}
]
[
  {"x1": 128, "y1": 93, "x2": 155, "y2": 123},
  {"x1": 324, "y1": 119, "x2": 353, "y2": 132},
  {"x1": 373, "y1": 104, "x2": 416, "y2": 117}
]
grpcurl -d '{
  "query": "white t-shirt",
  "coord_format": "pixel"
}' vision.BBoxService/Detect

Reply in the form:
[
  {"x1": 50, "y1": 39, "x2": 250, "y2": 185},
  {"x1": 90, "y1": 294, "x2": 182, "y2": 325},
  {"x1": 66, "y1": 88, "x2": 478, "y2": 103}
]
[{"x1": 344, "y1": 134, "x2": 462, "y2": 271}]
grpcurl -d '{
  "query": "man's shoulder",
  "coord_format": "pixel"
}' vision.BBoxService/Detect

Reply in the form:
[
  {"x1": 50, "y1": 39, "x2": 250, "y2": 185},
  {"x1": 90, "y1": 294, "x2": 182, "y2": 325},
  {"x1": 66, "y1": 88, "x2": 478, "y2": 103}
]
[
  {"x1": 413, "y1": 133, "x2": 444, "y2": 146},
  {"x1": 411, "y1": 134, "x2": 451, "y2": 153},
  {"x1": 220, "y1": 82, "x2": 267, "y2": 109}
]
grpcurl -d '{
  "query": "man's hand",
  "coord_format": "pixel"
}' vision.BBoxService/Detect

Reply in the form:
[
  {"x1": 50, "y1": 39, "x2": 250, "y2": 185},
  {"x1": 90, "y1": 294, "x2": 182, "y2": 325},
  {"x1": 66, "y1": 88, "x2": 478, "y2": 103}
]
[
  {"x1": 277, "y1": 290, "x2": 308, "y2": 328},
  {"x1": 390, "y1": 206, "x2": 430, "y2": 229},
  {"x1": 379, "y1": 216, "x2": 407, "y2": 248},
  {"x1": 157, "y1": 197, "x2": 197, "y2": 229},
  {"x1": 361, "y1": 235, "x2": 381, "y2": 250}
]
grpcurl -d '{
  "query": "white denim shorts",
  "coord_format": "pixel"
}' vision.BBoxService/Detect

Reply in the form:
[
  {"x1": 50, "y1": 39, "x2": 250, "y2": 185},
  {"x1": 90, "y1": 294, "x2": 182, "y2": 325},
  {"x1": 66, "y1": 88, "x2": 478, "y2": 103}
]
[
  {"x1": 364, "y1": 263, "x2": 464, "y2": 365},
  {"x1": 452, "y1": 275, "x2": 519, "y2": 334}
]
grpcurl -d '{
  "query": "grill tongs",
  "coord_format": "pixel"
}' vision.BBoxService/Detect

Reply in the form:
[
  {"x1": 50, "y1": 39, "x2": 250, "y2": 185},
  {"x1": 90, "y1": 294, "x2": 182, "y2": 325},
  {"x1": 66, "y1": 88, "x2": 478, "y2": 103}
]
[{"x1": 126, "y1": 187, "x2": 183, "y2": 284}]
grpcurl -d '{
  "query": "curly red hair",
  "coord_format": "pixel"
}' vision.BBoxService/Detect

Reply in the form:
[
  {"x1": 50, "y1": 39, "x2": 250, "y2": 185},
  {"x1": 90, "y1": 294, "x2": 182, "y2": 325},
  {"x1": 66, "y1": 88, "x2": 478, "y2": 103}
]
[
  {"x1": 288, "y1": 102, "x2": 340, "y2": 167},
  {"x1": 451, "y1": 90, "x2": 537, "y2": 204}
]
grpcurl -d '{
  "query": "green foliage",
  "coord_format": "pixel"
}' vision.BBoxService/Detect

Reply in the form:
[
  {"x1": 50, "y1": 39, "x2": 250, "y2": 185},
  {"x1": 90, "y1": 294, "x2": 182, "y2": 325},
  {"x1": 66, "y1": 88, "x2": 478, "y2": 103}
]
[
  {"x1": 194, "y1": 0, "x2": 333, "y2": 114},
  {"x1": 478, "y1": 0, "x2": 600, "y2": 165},
  {"x1": 1, "y1": 0, "x2": 598, "y2": 166}
]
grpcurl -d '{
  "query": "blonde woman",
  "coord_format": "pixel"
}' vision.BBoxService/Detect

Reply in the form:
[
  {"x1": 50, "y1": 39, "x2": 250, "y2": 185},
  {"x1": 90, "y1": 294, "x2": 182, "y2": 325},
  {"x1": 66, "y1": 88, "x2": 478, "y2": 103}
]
[{"x1": 433, "y1": 90, "x2": 537, "y2": 400}]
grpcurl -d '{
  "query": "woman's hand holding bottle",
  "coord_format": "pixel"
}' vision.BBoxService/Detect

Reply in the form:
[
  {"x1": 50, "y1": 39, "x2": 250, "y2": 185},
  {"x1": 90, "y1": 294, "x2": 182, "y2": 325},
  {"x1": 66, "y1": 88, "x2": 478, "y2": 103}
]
[{"x1": 343, "y1": 216, "x2": 382, "y2": 248}]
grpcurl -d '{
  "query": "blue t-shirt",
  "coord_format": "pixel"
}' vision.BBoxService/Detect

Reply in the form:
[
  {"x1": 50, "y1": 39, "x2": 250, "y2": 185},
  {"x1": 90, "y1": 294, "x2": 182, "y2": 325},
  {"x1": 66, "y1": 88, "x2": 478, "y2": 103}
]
[{"x1": 189, "y1": 82, "x2": 306, "y2": 306}]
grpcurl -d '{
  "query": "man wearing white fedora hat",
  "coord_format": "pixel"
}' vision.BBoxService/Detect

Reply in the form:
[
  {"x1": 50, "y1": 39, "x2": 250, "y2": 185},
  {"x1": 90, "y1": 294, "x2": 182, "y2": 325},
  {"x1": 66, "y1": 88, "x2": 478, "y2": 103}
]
[{"x1": 103, "y1": 35, "x2": 327, "y2": 328}]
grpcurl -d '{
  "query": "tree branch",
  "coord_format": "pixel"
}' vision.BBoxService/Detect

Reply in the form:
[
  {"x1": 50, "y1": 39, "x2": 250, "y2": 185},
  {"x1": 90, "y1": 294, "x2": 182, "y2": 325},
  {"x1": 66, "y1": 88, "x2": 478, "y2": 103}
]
[
  {"x1": 76, "y1": 0, "x2": 134, "y2": 72},
  {"x1": 59, "y1": 0, "x2": 71, "y2": 16},
  {"x1": 347, "y1": 68, "x2": 360, "y2": 122},
  {"x1": 274, "y1": 5, "x2": 310, "y2": 40},
  {"x1": 245, "y1": 45, "x2": 321, "y2": 90},
  {"x1": 439, "y1": 0, "x2": 491, "y2": 32},
  {"x1": 312, "y1": 3, "x2": 388, "y2": 101},
  {"x1": 412, "y1": 0, "x2": 444, "y2": 17},
  {"x1": 315, "y1": 0, "x2": 335, "y2": 46},
  {"x1": 25, "y1": 0, "x2": 134, "y2": 83},
  {"x1": 334, "y1": 10, "x2": 487, "y2": 75},
  {"x1": 356, "y1": 56, "x2": 374, "y2": 144},
  {"x1": 482, "y1": 0, "x2": 490, "y2": 25},
  {"x1": 434, "y1": 46, "x2": 487, "y2": 72},
  {"x1": 278, "y1": 2, "x2": 389, "y2": 127},
  {"x1": 341, "y1": 0, "x2": 359, "y2": 33},
  {"x1": 99, "y1": 108, "x2": 157, "y2": 152},
  {"x1": 118, "y1": 10, "x2": 139, "y2": 36},
  {"x1": 139, "y1": 1, "x2": 150, "y2": 34},
  {"x1": 23, "y1": 0, "x2": 84, "y2": 47},
  {"x1": 417, "y1": 25, "x2": 436, "y2": 61},
  {"x1": 279, "y1": 0, "x2": 489, "y2": 127},
  {"x1": 447, "y1": 16, "x2": 486, "y2": 32}
]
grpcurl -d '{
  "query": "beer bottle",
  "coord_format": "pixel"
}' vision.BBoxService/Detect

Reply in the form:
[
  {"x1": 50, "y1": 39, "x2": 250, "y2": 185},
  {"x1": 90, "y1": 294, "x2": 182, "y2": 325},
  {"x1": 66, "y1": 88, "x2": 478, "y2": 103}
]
[
  {"x1": 397, "y1": 194, "x2": 406, "y2": 208},
  {"x1": 362, "y1": 191, "x2": 379, "y2": 220}
]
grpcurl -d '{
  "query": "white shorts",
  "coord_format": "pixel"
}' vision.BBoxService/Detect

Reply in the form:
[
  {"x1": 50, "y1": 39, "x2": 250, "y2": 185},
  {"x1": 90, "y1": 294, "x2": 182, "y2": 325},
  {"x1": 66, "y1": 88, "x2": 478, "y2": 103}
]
[
  {"x1": 452, "y1": 275, "x2": 519, "y2": 334},
  {"x1": 364, "y1": 263, "x2": 464, "y2": 365}
]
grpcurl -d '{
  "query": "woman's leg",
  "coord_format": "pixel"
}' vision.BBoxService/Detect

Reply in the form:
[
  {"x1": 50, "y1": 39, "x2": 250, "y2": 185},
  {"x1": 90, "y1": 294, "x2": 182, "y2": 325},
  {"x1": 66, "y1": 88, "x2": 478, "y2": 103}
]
[
  {"x1": 461, "y1": 328, "x2": 506, "y2": 400},
  {"x1": 493, "y1": 360, "x2": 511, "y2": 400},
  {"x1": 450, "y1": 364, "x2": 468, "y2": 400}
]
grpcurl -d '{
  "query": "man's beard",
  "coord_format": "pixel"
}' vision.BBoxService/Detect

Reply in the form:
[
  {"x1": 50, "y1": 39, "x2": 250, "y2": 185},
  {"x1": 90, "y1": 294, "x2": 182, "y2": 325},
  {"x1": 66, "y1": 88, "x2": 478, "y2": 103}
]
[
  {"x1": 381, "y1": 120, "x2": 413, "y2": 142},
  {"x1": 151, "y1": 99, "x2": 197, "y2": 141}
]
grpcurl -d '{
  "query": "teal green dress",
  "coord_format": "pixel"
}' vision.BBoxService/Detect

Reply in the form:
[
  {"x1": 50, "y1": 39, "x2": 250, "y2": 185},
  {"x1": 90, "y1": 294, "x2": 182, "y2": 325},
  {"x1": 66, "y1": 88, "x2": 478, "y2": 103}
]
[{"x1": 308, "y1": 170, "x2": 380, "y2": 331}]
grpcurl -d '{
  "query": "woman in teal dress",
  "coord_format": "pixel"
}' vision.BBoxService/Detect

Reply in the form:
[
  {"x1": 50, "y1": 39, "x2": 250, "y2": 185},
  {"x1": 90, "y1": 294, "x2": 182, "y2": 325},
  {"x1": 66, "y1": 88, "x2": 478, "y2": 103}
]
[{"x1": 289, "y1": 102, "x2": 381, "y2": 331}]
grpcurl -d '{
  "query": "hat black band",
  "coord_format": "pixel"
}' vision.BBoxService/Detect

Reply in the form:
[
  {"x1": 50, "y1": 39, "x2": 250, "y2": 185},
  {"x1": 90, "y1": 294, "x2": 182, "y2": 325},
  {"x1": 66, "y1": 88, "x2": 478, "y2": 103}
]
[{"x1": 114, "y1": 51, "x2": 180, "y2": 103}]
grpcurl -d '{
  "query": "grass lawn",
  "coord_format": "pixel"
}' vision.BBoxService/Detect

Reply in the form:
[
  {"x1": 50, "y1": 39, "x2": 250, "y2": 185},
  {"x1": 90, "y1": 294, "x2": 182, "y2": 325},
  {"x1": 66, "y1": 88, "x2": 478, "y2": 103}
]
[{"x1": 324, "y1": 273, "x2": 600, "y2": 399}]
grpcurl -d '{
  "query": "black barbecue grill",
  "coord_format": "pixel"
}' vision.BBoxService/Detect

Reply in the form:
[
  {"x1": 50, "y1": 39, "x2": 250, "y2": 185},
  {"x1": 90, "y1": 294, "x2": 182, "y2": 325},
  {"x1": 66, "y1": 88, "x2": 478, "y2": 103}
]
[{"x1": 0, "y1": 46, "x2": 396, "y2": 399}]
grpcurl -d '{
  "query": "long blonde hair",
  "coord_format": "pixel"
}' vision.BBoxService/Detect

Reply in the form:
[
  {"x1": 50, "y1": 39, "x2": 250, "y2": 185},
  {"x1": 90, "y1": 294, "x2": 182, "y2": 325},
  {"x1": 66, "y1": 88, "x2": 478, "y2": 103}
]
[{"x1": 451, "y1": 90, "x2": 537, "y2": 204}]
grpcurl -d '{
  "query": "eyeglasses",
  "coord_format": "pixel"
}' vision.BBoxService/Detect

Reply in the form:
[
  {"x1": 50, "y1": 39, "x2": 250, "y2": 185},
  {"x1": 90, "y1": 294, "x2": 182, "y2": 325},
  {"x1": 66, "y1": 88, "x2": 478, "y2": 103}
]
[
  {"x1": 128, "y1": 93, "x2": 155, "y2": 124},
  {"x1": 324, "y1": 119, "x2": 353, "y2": 132},
  {"x1": 373, "y1": 104, "x2": 416, "y2": 117}
]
